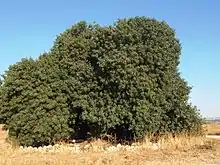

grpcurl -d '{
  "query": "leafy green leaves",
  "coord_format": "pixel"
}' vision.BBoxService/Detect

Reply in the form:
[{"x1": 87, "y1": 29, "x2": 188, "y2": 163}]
[{"x1": 0, "y1": 17, "x2": 203, "y2": 146}]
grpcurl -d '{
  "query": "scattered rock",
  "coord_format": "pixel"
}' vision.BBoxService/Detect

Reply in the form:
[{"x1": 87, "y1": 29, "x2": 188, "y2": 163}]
[{"x1": 18, "y1": 141, "x2": 161, "y2": 153}]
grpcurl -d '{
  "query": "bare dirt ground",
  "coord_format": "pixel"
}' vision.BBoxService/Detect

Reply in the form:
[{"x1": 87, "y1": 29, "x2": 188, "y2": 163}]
[{"x1": 1, "y1": 124, "x2": 220, "y2": 165}]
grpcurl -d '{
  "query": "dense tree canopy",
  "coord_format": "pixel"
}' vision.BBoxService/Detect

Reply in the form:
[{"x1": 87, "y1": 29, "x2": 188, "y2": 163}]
[{"x1": 0, "y1": 17, "x2": 203, "y2": 146}]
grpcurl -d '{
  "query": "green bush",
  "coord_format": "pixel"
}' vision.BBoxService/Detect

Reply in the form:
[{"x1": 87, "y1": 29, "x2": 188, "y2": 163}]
[
  {"x1": 0, "y1": 78, "x2": 3, "y2": 124},
  {"x1": 0, "y1": 17, "x2": 203, "y2": 146},
  {"x1": 0, "y1": 57, "x2": 72, "y2": 146}
]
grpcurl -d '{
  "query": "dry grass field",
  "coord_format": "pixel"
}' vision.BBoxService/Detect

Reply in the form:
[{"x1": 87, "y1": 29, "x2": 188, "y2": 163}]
[
  {"x1": 206, "y1": 123, "x2": 220, "y2": 135},
  {"x1": 1, "y1": 124, "x2": 220, "y2": 165}
]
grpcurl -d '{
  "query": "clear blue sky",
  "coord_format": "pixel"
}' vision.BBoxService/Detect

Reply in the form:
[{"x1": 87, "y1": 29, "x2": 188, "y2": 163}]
[{"x1": 0, "y1": 0, "x2": 219, "y2": 118}]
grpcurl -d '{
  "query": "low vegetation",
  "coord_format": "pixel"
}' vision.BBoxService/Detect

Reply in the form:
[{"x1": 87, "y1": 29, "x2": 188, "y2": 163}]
[
  {"x1": 206, "y1": 123, "x2": 220, "y2": 135},
  {"x1": 1, "y1": 124, "x2": 220, "y2": 165}
]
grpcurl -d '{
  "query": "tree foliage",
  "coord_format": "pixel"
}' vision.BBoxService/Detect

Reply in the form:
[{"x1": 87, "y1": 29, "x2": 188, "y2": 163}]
[{"x1": 0, "y1": 17, "x2": 203, "y2": 146}]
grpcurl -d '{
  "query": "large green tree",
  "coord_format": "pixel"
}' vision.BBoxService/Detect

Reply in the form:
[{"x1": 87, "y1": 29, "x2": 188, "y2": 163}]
[{"x1": 0, "y1": 17, "x2": 203, "y2": 146}]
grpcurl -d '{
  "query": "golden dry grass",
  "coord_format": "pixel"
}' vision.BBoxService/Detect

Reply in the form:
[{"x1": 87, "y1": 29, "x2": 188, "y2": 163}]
[
  {"x1": 205, "y1": 123, "x2": 220, "y2": 135},
  {"x1": 1, "y1": 124, "x2": 220, "y2": 165}
]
